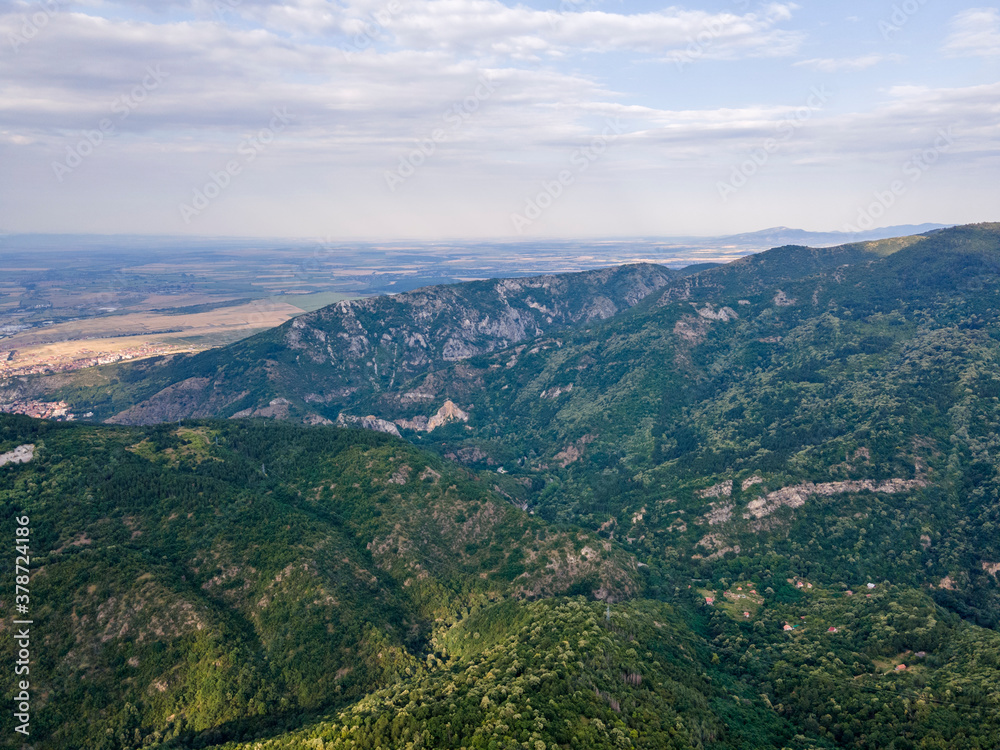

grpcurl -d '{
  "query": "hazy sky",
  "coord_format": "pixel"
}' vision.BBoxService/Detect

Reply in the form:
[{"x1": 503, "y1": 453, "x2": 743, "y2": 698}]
[{"x1": 1, "y1": 0, "x2": 997, "y2": 238}]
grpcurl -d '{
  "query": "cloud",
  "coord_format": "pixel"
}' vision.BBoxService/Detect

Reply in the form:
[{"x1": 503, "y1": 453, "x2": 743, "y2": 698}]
[
  {"x1": 0, "y1": 1, "x2": 803, "y2": 144},
  {"x1": 943, "y1": 7, "x2": 1000, "y2": 57},
  {"x1": 2, "y1": 4, "x2": 996, "y2": 172},
  {"x1": 794, "y1": 53, "x2": 902, "y2": 72},
  {"x1": 0, "y1": 6, "x2": 628, "y2": 174},
  {"x1": 0, "y1": 1, "x2": 995, "y2": 237},
  {"x1": 223, "y1": 0, "x2": 804, "y2": 61},
  {"x1": 621, "y1": 80, "x2": 1000, "y2": 171}
]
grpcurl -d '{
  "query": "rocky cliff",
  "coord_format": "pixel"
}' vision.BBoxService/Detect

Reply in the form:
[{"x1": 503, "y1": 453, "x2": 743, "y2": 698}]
[{"x1": 100, "y1": 264, "x2": 675, "y2": 425}]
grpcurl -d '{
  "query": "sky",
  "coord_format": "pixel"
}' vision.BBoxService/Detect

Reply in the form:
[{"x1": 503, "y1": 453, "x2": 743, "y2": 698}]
[{"x1": 0, "y1": 0, "x2": 997, "y2": 239}]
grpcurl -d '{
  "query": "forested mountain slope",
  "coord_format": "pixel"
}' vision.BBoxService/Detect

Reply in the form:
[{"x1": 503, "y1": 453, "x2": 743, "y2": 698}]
[
  {"x1": 0, "y1": 414, "x2": 635, "y2": 749},
  {"x1": 25, "y1": 230, "x2": 928, "y2": 429},
  {"x1": 3, "y1": 414, "x2": 1000, "y2": 750},
  {"x1": 215, "y1": 587, "x2": 1000, "y2": 750},
  {"x1": 29, "y1": 264, "x2": 675, "y2": 424},
  {"x1": 13, "y1": 225, "x2": 1000, "y2": 630},
  {"x1": 347, "y1": 224, "x2": 1000, "y2": 627}
]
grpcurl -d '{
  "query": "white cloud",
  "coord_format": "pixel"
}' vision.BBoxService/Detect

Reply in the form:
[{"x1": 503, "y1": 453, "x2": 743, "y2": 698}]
[
  {"x1": 794, "y1": 53, "x2": 902, "y2": 72},
  {"x1": 228, "y1": 0, "x2": 804, "y2": 61},
  {"x1": 0, "y1": 2, "x2": 802, "y2": 145},
  {"x1": 0, "y1": 1, "x2": 996, "y2": 237},
  {"x1": 943, "y1": 7, "x2": 1000, "y2": 57}
]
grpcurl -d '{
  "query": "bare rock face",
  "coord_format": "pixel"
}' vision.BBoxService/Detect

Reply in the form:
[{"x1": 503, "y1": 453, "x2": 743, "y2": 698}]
[
  {"x1": 109, "y1": 378, "x2": 249, "y2": 426},
  {"x1": 773, "y1": 290, "x2": 797, "y2": 307},
  {"x1": 704, "y1": 502, "x2": 734, "y2": 526},
  {"x1": 387, "y1": 465, "x2": 411, "y2": 485},
  {"x1": 336, "y1": 413, "x2": 402, "y2": 438},
  {"x1": 0, "y1": 443, "x2": 34, "y2": 467},
  {"x1": 695, "y1": 304, "x2": 739, "y2": 322},
  {"x1": 289, "y1": 266, "x2": 668, "y2": 385},
  {"x1": 303, "y1": 414, "x2": 334, "y2": 426},
  {"x1": 673, "y1": 317, "x2": 709, "y2": 345},
  {"x1": 231, "y1": 398, "x2": 291, "y2": 419},
  {"x1": 103, "y1": 263, "x2": 675, "y2": 425},
  {"x1": 394, "y1": 399, "x2": 470, "y2": 433},
  {"x1": 743, "y1": 478, "x2": 927, "y2": 521},
  {"x1": 554, "y1": 434, "x2": 596, "y2": 468},
  {"x1": 673, "y1": 302, "x2": 739, "y2": 353},
  {"x1": 427, "y1": 400, "x2": 469, "y2": 430},
  {"x1": 540, "y1": 383, "x2": 573, "y2": 400},
  {"x1": 393, "y1": 415, "x2": 429, "y2": 431},
  {"x1": 692, "y1": 533, "x2": 740, "y2": 561},
  {"x1": 697, "y1": 480, "x2": 733, "y2": 499},
  {"x1": 283, "y1": 264, "x2": 673, "y2": 385}
]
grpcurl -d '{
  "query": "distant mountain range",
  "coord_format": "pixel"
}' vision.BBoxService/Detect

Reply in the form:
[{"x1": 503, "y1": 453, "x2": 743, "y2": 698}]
[
  {"x1": 0, "y1": 223, "x2": 954, "y2": 256},
  {"x1": 696, "y1": 223, "x2": 952, "y2": 248}
]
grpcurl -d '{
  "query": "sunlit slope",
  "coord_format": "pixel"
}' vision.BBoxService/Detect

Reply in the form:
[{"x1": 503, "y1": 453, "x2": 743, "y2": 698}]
[{"x1": 0, "y1": 415, "x2": 636, "y2": 749}]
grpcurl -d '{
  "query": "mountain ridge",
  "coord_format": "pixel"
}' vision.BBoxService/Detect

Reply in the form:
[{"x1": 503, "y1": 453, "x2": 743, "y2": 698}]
[{"x1": 19, "y1": 264, "x2": 674, "y2": 425}]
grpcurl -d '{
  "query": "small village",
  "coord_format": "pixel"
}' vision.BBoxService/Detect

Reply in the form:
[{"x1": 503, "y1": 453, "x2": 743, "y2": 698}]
[
  {"x1": 0, "y1": 342, "x2": 178, "y2": 378},
  {"x1": 0, "y1": 399, "x2": 89, "y2": 421}
]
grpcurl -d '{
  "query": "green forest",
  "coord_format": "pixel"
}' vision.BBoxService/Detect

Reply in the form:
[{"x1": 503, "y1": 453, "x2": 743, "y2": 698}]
[{"x1": 3, "y1": 224, "x2": 1000, "y2": 748}]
